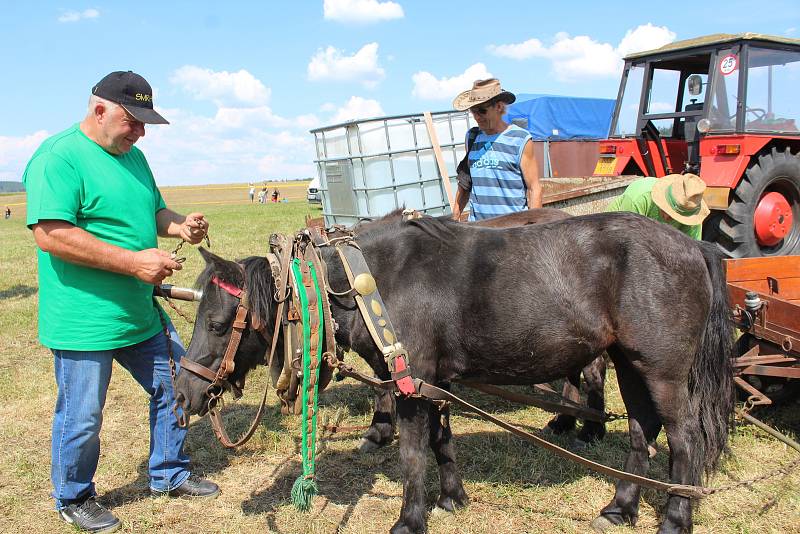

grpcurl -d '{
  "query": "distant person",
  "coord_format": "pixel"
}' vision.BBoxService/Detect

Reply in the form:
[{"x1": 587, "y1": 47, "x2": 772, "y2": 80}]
[
  {"x1": 258, "y1": 187, "x2": 267, "y2": 204},
  {"x1": 271, "y1": 188, "x2": 280, "y2": 203},
  {"x1": 605, "y1": 174, "x2": 709, "y2": 239},
  {"x1": 4, "y1": 206, "x2": 9, "y2": 219},
  {"x1": 451, "y1": 78, "x2": 541, "y2": 221},
  {"x1": 248, "y1": 182, "x2": 255, "y2": 202},
  {"x1": 22, "y1": 70, "x2": 219, "y2": 534}
]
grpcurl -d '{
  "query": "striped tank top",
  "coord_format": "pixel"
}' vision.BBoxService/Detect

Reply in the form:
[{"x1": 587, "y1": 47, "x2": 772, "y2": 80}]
[{"x1": 467, "y1": 124, "x2": 532, "y2": 221}]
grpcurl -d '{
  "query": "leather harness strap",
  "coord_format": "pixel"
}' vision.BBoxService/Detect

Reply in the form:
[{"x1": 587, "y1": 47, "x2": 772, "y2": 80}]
[{"x1": 334, "y1": 242, "x2": 416, "y2": 396}]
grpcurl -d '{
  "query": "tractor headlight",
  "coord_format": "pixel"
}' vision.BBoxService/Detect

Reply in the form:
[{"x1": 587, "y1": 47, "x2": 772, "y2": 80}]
[{"x1": 697, "y1": 118, "x2": 711, "y2": 133}]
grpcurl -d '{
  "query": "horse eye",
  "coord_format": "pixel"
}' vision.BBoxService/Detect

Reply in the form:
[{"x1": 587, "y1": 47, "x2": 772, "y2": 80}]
[{"x1": 207, "y1": 319, "x2": 226, "y2": 334}]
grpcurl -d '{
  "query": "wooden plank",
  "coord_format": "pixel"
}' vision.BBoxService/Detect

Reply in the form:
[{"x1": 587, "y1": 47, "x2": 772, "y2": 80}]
[
  {"x1": 724, "y1": 256, "x2": 800, "y2": 282},
  {"x1": 730, "y1": 276, "x2": 800, "y2": 299},
  {"x1": 423, "y1": 111, "x2": 455, "y2": 211}
]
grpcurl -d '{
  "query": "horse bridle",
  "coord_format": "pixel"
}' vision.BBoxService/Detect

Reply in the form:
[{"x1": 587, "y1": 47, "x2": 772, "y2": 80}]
[
  {"x1": 178, "y1": 273, "x2": 261, "y2": 402},
  {"x1": 177, "y1": 247, "x2": 294, "y2": 448}
]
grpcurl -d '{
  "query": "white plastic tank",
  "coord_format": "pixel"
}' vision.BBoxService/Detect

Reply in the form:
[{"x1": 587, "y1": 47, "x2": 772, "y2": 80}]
[{"x1": 311, "y1": 110, "x2": 474, "y2": 226}]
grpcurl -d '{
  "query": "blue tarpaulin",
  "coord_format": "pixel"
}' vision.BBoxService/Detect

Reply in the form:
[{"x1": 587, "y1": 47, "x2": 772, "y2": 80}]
[{"x1": 504, "y1": 94, "x2": 615, "y2": 140}]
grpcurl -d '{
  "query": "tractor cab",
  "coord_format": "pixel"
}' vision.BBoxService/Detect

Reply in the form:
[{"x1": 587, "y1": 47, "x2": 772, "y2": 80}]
[{"x1": 595, "y1": 33, "x2": 800, "y2": 257}]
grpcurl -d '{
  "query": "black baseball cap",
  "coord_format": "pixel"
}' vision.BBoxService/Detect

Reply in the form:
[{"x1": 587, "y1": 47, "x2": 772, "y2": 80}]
[{"x1": 92, "y1": 70, "x2": 169, "y2": 124}]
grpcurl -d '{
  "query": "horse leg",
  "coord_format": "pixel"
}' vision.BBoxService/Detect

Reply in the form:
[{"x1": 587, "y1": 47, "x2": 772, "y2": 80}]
[
  {"x1": 358, "y1": 386, "x2": 396, "y2": 452},
  {"x1": 594, "y1": 351, "x2": 662, "y2": 531},
  {"x1": 650, "y1": 382, "x2": 695, "y2": 534},
  {"x1": 391, "y1": 396, "x2": 430, "y2": 534},
  {"x1": 577, "y1": 355, "x2": 607, "y2": 444},
  {"x1": 545, "y1": 373, "x2": 580, "y2": 434},
  {"x1": 429, "y1": 386, "x2": 468, "y2": 513}
]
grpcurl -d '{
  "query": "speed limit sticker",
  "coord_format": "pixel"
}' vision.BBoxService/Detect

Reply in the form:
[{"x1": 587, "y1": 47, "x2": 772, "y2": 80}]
[{"x1": 719, "y1": 54, "x2": 738, "y2": 76}]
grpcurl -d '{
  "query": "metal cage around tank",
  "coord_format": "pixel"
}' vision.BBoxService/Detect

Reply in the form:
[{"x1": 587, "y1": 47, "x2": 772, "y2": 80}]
[{"x1": 311, "y1": 110, "x2": 473, "y2": 227}]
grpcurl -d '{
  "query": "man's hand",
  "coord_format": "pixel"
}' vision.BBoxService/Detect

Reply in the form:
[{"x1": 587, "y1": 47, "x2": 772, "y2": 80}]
[
  {"x1": 179, "y1": 212, "x2": 208, "y2": 244},
  {"x1": 131, "y1": 248, "x2": 183, "y2": 285}
]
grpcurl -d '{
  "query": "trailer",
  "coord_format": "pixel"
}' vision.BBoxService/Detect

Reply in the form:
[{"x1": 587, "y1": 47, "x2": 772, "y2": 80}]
[{"x1": 727, "y1": 255, "x2": 800, "y2": 403}]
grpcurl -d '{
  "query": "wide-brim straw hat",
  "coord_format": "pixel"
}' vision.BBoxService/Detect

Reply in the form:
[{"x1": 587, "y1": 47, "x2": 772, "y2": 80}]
[
  {"x1": 651, "y1": 173, "x2": 710, "y2": 226},
  {"x1": 452, "y1": 78, "x2": 516, "y2": 111}
]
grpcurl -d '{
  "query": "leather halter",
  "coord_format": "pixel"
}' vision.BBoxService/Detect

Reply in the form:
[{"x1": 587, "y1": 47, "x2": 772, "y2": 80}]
[{"x1": 179, "y1": 273, "x2": 260, "y2": 400}]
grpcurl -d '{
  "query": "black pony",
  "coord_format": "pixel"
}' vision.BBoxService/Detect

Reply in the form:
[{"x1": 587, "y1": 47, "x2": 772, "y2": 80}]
[
  {"x1": 174, "y1": 211, "x2": 734, "y2": 534},
  {"x1": 345, "y1": 208, "x2": 608, "y2": 451}
]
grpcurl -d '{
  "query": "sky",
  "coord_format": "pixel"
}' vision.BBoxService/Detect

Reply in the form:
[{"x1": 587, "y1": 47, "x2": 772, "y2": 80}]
[{"x1": 1, "y1": 0, "x2": 798, "y2": 186}]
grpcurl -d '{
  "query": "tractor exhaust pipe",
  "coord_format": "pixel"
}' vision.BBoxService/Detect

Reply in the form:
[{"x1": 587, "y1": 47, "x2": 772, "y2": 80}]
[{"x1": 155, "y1": 284, "x2": 203, "y2": 302}]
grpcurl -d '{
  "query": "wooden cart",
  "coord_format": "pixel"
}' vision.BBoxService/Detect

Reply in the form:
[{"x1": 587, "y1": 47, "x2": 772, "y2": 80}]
[{"x1": 726, "y1": 256, "x2": 800, "y2": 404}]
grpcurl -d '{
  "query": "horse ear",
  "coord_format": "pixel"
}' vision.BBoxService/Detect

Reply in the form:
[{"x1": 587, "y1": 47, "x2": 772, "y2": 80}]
[{"x1": 199, "y1": 248, "x2": 243, "y2": 285}]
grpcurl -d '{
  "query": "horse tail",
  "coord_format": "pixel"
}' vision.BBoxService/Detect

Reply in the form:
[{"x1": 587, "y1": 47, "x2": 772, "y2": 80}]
[{"x1": 687, "y1": 241, "x2": 735, "y2": 484}]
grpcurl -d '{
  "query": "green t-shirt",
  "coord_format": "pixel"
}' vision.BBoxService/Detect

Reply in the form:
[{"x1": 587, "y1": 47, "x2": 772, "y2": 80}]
[
  {"x1": 23, "y1": 124, "x2": 167, "y2": 350},
  {"x1": 605, "y1": 177, "x2": 702, "y2": 240}
]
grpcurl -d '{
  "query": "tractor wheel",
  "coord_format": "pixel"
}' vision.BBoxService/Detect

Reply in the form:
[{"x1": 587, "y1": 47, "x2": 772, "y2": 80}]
[{"x1": 716, "y1": 147, "x2": 800, "y2": 257}]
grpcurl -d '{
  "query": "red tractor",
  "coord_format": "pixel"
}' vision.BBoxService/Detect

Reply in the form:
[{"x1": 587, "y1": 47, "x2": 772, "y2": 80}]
[{"x1": 594, "y1": 33, "x2": 800, "y2": 257}]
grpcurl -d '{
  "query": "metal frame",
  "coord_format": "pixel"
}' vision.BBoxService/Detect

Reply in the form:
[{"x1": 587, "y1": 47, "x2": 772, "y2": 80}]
[{"x1": 313, "y1": 110, "x2": 473, "y2": 225}]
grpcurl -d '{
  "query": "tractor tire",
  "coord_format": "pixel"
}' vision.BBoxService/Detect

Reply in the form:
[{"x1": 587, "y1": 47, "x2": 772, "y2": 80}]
[{"x1": 716, "y1": 147, "x2": 800, "y2": 258}]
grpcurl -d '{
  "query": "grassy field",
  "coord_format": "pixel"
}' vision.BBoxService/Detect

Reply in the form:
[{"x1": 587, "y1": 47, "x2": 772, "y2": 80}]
[{"x1": 0, "y1": 184, "x2": 798, "y2": 534}]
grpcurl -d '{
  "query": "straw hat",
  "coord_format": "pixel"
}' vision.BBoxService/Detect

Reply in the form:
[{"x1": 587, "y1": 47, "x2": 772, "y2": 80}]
[
  {"x1": 452, "y1": 78, "x2": 516, "y2": 111},
  {"x1": 651, "y1": 173, "x2": 710, "y2": 226}
]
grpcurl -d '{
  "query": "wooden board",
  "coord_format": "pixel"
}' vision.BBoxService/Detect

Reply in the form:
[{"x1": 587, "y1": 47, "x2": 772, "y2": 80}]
[{"x1": 725, "y1": 256, "x2": 800, "y2": 282}]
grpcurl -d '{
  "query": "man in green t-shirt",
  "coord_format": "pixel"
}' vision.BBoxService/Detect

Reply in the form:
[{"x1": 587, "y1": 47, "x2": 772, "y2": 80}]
[
  {"x1": 23, "y1": 71, "x2": 218, "y2": 533},
  {"x1": 605, "y1": 173, "x2": 710, "y2": 239}
]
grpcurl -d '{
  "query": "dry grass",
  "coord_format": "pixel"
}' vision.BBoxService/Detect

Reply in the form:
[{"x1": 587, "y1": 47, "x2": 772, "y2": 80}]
[{"x1": 0, "y1": 185, "x2": 798, "y2": 534}]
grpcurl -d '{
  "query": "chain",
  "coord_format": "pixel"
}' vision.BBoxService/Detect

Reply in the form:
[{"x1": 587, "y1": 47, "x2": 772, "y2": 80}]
[
  {"x1": 702, "y1": 456, "x2": 800, "y2": 496},
  {"x1": 155, "y1": 299, "x2": 188, "y2": 428},
  {"x1": 160, "y1": 234, "x2": 211, "y2": 325},
  {"x1": 160, "y1": 292, "x2": 195, "y2": 324},
  {"x1": 604, "y1": 411, "x2": 629, "y2": 422}
]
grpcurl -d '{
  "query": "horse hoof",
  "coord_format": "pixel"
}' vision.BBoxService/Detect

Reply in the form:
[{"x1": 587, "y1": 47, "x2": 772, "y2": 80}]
[
  {"x1": 356, "y1": 437, "x2": 380, "y2": 453},
  {"x1": 590, "y1": 515, "x2": 615, "y2": 533}
]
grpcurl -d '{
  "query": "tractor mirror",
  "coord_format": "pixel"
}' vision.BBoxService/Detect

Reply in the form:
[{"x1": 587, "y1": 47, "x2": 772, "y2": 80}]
[{"x1": 687, "y1": 75, "x2": 704, "y2": 96}]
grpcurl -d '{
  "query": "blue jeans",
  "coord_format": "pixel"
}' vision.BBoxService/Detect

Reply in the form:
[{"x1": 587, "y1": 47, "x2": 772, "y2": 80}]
[{"x1": 50, "y1": 323, "x2": 191, "y2": 509}]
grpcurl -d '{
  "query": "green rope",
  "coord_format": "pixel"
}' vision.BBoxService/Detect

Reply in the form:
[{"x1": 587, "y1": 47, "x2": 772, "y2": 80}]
[{"x1": 290, "y1": 258, "x2": 324, "y2": 512}]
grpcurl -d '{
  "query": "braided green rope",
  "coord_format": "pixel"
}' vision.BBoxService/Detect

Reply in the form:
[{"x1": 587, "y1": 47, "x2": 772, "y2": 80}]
[{"x1": 290, "y1": 258, "x2": 324, "y2": 511}]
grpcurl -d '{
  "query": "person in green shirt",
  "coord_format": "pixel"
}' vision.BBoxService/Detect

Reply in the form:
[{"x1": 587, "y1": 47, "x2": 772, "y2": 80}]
[
  {"x1": 23, "y1": 71, "x2": 218, "y2": 533},
  {"x1": 605, "y1": 173, "x2": 710, "y2": 239}
]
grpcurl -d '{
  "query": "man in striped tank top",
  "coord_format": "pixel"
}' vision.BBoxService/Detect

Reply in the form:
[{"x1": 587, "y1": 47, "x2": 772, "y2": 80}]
[{"x1": 451, "y1": 78, "x2": 541, "y2": 221}]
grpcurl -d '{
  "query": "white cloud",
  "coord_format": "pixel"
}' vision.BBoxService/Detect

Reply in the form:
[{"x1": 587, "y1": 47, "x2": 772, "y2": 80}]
[
  {"x1": 308, "y1": 43, "x2": 385, "y2": 88},
  {"x1": 323, "y1": 0, "x2": 404, "y2": 23},
  {"x1": 330, "y1": 96, "x2": 384, "y2": 123},
  {"x1": 58, "y1": 8, "x2": 99, "y2": 23},
  {"x1": 616, "y1": 24, "x2": 677, "y2": 57},
  {"x1": 0, "y1": 131, "x2": 50, "y2": 181},
  {"x1": 170, "y1": 66, "x2": 271, "y2": 107},
  {"x1": 488, "y1": 24, "x2": 676, "y2": 81},
  {"x1": 411, "y1": 63, "x2": 492, "y2": 101}
]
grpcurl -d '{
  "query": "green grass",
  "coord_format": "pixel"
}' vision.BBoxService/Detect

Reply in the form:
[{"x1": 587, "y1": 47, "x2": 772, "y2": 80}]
[{"x1": 0, "y1": 189, "x2": 798, "y2": 533}]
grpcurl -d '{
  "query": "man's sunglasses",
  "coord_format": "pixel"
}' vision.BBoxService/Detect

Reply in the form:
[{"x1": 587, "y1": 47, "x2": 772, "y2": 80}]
[{"x1": 470, "y1": 103, "x2": 494, "y2": 115}]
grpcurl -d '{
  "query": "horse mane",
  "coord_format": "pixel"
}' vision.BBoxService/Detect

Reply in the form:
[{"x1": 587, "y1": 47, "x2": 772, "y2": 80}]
[
  {"x1": 241, "y1": 256, "x2": 274, "y2": 328},
  {"x1": 195, "y1": 254, "x2": 274, "y2": 328},
  {"x1": 406, "y1": 215, "x2": 457, "y2": 241}
]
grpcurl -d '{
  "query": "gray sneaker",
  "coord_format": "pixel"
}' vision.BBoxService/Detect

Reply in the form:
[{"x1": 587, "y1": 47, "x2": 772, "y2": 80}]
[{"x1": 59, "y1": 497, "x2": 121, "y2": 533}]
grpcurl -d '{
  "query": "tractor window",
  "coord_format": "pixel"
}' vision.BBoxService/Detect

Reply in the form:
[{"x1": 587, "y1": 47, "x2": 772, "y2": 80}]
[
  {"x1": 708, "y1": 48, "x2": 740, "y2": 131},
  {"x1": 613, "y1": 65, "x2": 644, "y2": 137},
  {"x1": 745, "y1": 47, "x2": 800, "y2": 133},
  {"x1": 646, "y1": 68, "x2": 681, "y2": 115}
]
